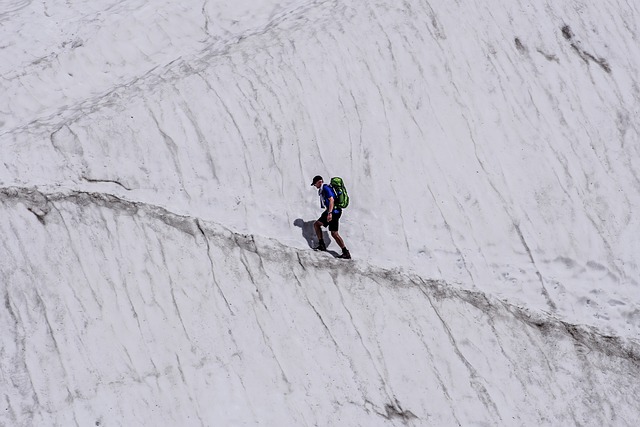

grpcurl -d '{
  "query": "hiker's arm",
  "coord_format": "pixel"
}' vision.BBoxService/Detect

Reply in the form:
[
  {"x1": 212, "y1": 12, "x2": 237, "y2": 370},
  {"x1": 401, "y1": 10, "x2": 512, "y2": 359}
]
[{"x1": 327, "y1": 197, "x2": 334, "y2": 215}]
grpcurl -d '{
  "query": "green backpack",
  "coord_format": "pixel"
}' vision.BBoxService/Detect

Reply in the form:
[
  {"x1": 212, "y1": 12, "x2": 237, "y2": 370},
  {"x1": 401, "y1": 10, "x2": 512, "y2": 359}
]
[{"x1": 330, "y1": 177, "x2": 349, "y2": 209}]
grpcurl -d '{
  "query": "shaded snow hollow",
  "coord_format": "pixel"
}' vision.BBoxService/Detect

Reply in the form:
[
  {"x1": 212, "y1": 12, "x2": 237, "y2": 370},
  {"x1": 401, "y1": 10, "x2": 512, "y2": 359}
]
[{"x1": 2, "y1": 0, "x2": 640, "y2": 425}]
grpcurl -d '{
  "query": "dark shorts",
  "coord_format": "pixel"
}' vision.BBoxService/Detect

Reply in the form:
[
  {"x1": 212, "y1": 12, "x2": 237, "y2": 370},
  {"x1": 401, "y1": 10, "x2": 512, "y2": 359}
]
[{"x1": 318, "y1": 210, "x2": 342, "y2": 232}]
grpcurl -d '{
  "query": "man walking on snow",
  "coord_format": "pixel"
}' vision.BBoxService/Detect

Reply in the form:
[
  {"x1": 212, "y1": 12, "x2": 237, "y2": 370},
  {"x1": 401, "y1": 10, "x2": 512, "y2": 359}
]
[{"x1": 311, "y1": 175, "x2": 351, "y2": 259}]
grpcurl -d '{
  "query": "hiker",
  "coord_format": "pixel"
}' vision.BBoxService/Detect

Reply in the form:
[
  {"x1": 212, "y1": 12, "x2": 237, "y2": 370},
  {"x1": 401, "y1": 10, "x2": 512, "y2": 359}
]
[{"x1": 310, "y1": 175, "x2": 351, "y2": 259}]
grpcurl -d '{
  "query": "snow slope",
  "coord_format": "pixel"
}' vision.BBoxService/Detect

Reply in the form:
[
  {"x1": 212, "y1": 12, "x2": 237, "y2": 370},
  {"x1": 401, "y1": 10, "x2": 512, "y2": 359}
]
[
  {"x1": 3, "y1": 187, "x2": 640, "y2": 425},
  {"x1": 2, "y1": 0, "x2": 640, "y2": 425}
]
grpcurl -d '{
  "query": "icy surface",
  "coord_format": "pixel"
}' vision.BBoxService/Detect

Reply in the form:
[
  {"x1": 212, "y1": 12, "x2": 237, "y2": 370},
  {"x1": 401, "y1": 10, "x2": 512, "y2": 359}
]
[{"x1": 2, "y1": 0, "x2": 640, "y2": 425}]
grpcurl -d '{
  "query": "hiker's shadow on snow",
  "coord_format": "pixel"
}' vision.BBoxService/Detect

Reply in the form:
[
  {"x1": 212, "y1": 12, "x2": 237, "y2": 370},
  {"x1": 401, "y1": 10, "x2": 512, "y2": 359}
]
[
  {"x1": 293, "y1": 218, "x2": 340, "y2": 257},
  {"x1": 294, "y1": 218, "x2": 326, "y2": 247}
]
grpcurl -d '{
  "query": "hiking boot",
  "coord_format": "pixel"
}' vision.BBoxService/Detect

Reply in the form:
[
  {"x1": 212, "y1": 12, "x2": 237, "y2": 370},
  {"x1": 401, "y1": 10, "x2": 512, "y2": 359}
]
[
  {"x1": 338, "y1": 248, "x2": 351, "y2": 259},
  {"x1": 314, "y1": 241, "x2": 327, "y2": 251}
]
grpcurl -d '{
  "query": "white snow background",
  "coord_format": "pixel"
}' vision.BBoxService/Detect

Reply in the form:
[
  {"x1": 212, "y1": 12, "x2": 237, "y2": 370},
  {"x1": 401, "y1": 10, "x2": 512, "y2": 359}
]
[{"x1": 1, "y1": 0, "x2": 640, "y2": 425}]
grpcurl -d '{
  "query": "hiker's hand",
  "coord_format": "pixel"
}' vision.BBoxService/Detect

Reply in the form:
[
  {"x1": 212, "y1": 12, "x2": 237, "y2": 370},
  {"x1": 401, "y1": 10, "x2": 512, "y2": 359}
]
[{"x1": 327, "y1": 213, "x2": 332, "y2": 220}]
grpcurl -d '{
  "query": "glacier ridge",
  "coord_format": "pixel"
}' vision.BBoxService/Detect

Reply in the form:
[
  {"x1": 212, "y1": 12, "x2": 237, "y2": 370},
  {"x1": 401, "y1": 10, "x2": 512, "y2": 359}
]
[{"x1": 2, "y1": 186, "x2": 640, "y2": 426}]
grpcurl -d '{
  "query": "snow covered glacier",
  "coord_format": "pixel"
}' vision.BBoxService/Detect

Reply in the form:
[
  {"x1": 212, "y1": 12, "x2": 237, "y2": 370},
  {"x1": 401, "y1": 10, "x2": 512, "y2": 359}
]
[{"x1": 2, "y1": 0, "x2": 640, "y2": 425}]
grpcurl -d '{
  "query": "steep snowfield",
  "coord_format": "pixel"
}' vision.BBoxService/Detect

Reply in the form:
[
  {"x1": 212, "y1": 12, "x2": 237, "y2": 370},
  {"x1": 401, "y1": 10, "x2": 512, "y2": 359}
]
[
  {"x1": 3, "y1": 188, "x2": 640, "y2": 425},
  {"x1": 2, "y1": 0, "x2": 640, "y2": 425}
]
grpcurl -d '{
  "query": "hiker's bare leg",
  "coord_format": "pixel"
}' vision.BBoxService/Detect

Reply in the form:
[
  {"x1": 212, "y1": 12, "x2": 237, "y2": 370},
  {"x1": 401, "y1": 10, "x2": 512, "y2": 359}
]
[
  {"x1": 331, "y1": 231, "x2": 345, "y2": 249},
  {"x1": 314, "y1": 220, "x2": 324, "y2": 241}
]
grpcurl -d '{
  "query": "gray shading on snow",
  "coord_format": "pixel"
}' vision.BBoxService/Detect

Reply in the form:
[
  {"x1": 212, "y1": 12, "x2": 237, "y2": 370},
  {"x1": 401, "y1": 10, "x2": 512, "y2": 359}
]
[
  {"x1": 2, "y1": 187, "x2": 640, "y2": 425},
  {"x1": 2, "y1": 0, "x2": 640, "y2": 425}
]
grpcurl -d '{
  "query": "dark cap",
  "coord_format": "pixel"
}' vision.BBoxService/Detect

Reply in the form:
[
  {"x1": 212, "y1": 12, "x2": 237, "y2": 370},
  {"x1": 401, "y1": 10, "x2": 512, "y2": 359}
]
[{"x1": 310, "y1": 175, "x2": 323, "y2": 186}]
